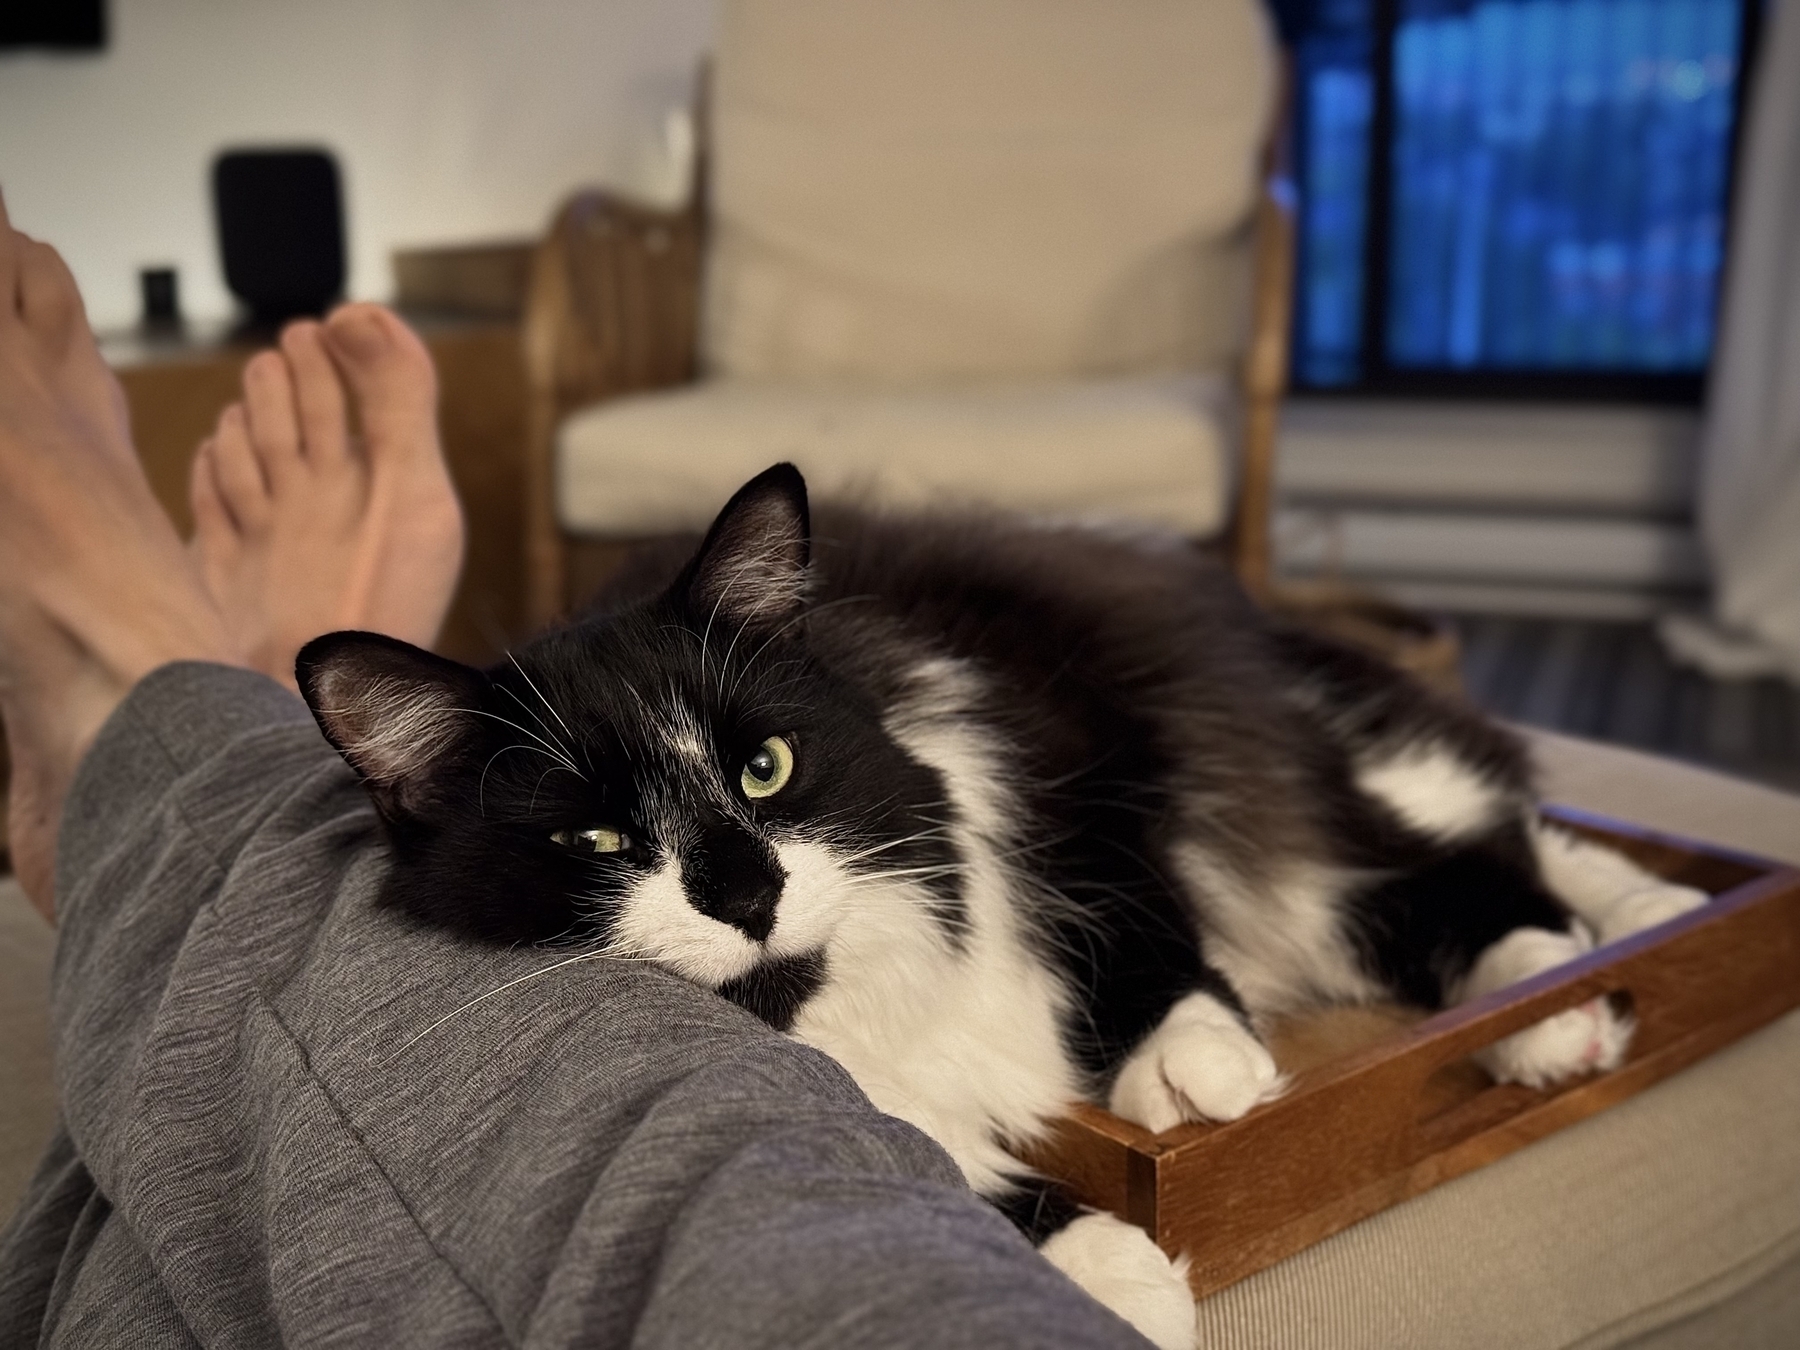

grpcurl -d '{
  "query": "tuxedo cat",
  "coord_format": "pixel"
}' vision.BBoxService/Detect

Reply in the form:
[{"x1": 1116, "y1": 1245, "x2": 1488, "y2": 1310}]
[{"x1": 298, "y1": 464, "x2": 1704, "y2": 1350}]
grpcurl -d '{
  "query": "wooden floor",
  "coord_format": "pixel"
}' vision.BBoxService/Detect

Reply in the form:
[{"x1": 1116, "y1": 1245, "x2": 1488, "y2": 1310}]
[{"x1": 1451, "y1": 614, "x2": 1800, "y2": 793}]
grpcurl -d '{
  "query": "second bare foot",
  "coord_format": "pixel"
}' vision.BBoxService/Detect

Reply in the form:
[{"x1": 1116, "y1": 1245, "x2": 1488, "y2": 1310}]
[{"x1": 189, "y1": 307, "x2": 464, "y2": 689}]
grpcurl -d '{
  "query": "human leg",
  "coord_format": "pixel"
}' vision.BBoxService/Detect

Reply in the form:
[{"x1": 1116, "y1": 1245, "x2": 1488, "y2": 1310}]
[{"x1": 0, "y1": 192, "x2": 240, "y2": 915}]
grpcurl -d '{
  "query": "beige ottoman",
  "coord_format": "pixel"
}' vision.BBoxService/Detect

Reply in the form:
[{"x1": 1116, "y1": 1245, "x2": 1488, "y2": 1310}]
[{"x1": 2, "y1": 731, "x2": 1797, "y2": 1345}]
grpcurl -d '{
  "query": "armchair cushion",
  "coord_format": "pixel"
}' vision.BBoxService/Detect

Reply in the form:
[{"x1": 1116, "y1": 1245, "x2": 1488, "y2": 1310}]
[
  {"x1": 555, "y1": 373, "x2": 1234, "y2": 536},
  {"x1": 704, "y1": 0, "x2": 1277, "y2": 382}
]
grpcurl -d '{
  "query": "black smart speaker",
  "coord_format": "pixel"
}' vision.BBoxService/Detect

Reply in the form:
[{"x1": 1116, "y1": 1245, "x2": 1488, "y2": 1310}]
[{"x1": 212, "y1": 149, "x2": 346, "y2": 327}]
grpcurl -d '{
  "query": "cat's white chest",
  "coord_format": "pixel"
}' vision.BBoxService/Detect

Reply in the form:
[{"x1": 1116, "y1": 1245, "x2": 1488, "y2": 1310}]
[
  {"x1": 776, "y1": 662, "x2": 1083, "y2": 1193},
  {"x1": 786, "y1": 882, "x2": 1080, "y2": 1196}
]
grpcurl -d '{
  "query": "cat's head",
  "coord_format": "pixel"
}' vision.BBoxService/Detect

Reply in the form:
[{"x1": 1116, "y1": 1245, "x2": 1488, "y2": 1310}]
[{"x1": 297, "y1": 464, "x2": 958, "y2": 1014}]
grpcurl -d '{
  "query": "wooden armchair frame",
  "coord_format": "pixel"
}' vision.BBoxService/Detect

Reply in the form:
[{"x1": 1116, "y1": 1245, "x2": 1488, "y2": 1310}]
[{"x1": 519, "y1": 96, "x2": 1295, "y2": 630}]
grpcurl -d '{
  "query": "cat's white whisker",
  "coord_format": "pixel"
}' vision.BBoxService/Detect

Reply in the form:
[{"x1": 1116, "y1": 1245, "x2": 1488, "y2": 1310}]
[
  {"x1": 505, "y1": 652, "x2": 576, "y2": 744},
  {"x1": 498, "y1": 660, "x2": 584, "y2": 778},
  {"x1": 478, "y1": 742, "x2": 580, "y2": 814},
  {"x1": 842, "y1": 862, "x2": 968, "y2": 884},
  {"x1": 696, "y1": 554, "x2": 765, "y2": 697},
  {"x1": 725, "y1": 594, "x2": 877, "y2": 705},
  {"x1": 458, "y1": 708, "x2": 584, "y2": 779},
  {"x1": 528, "y1": 762, "x2": 583, "y2": 813},
  {"x1": 394, "y1": 945, "x2": 650, "y2": 1055},
  {"x1": 820, "y1": 829, "x2": 959, "y2": 867}
]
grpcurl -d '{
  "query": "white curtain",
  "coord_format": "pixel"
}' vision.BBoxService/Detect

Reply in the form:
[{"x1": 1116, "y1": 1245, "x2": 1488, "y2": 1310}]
[{"x1": 1661, "y1": 0, "x2": 1800, "y2": 682}]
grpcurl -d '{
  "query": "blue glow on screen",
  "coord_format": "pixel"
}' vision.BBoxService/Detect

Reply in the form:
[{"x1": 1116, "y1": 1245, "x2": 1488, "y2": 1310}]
[
  {"x1": 1297, "y1": 0, "x2": 1376, "y2": 385},
  {"x1": 1294, "y1": 0, "x2": 1743, "y2": 386}
]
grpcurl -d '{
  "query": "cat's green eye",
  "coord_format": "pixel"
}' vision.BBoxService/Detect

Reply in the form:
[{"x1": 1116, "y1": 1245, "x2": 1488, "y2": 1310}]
[
  {"x1": 741, "y1": 736, "x2": 794, "y2": 799},
  {"x1": 551, "y1": 826, "x2": 628, "y2": 854}
]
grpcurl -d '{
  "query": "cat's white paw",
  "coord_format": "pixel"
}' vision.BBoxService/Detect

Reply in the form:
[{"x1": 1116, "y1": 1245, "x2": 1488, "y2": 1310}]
[
  {"x1": 1463, "y1": 927, "x2": 1634, "y2": 1089},
  {"x1": 1594, "y1": 882, "x2": 1708, "y2": 947},
  {"x1": 1109, "y1": 992, "x2": 1284, "y2": 1132},
  {"x1": 1039, "y1": 1212, "x2": 1196, "y2": 1350},
  {"x1": 1477, "y1": 994, "x2": 1632, "y2": 1088}
]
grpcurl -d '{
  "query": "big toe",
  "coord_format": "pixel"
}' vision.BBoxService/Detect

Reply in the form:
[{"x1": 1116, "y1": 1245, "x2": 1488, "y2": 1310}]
[
  {"x1": 6, "y1": 233, "x2": 133, "y2": 454},
  {"x1": 322, "y1": 303, "x2": 437, "y2": 435},
  {"x1": 15, "y1": 236, "x2": 84, "y2": 348}
]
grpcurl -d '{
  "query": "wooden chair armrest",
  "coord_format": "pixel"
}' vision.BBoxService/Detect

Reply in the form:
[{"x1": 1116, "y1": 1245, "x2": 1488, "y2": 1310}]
[
  {"x1": 522, "y1": 190, "x2": 704, "y2": 407},
  {"x1": 521, "y1": 190, "x2": 704, "y2": 628},
  {"x1": 1229, "y1": 44, "x2": 1297, "y2": 602},
  {"x1": 1230, "y1": 177, "x2": 1296, "y2": 602}
]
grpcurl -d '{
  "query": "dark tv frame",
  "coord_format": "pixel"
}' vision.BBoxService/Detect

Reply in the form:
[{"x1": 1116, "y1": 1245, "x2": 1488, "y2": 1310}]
[
  {"x1": 1293, "y1": 0, "x2": 1765, "y2": 405},
  {"x1": 0, "y1": 0, "x2": 106, "y2": 50}
]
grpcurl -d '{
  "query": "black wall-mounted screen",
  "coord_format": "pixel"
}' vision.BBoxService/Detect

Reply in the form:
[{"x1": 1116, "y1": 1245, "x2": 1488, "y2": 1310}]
[
  {"x1": 1287, "y1": 0, "x2": 1761, "y2": 402},
  {"x1": 1, "y1": 0, "x2": 107, "y2": 51}
]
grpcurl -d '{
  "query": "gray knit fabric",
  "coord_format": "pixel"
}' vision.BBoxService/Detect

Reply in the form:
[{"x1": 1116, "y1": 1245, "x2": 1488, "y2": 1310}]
[{"x1": 0, "y1": 662, "x2": 1146, "y2": 1348}]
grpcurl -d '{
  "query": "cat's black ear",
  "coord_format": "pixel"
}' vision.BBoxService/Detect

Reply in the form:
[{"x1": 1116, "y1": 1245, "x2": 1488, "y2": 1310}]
[
  {"x1": 296, "y1": 631, "x2": 487, "y2": 817},
  {"x1": 680, "y1": 462, "x2": 811, "y2": 628}
]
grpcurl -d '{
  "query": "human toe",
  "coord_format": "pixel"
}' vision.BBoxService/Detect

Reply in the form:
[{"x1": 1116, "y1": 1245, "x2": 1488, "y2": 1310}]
[
  {"x1": 322, "y1": 301, "x2": 405, "y2": 362},
  {"x1": 241, "y1": 350, "x2": 303, "y2": 482},
  {"x1": 15, "y1": 236, "x2": 86, "y2": 354},
  {"x1": 0, "y1": 227, "x2": 132, "y2": 451},
  {"x1": 280, "y1": 320, "x2": 352, "y2": 467},
  {"x1": 208, "y1": 404, "x2": 271, "y2": 532},
  {"x1": 323, "y1": 303, "x2": 438, "y2": 429},
  {"x1": 189, "y1": 438, "x2": 239, "y2": 549}
]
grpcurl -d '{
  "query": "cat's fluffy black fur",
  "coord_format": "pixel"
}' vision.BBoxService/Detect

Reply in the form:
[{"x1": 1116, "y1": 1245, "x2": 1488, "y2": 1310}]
[{"x1": 298, "y1": 463, "x2": 1687, "y2": 1344}]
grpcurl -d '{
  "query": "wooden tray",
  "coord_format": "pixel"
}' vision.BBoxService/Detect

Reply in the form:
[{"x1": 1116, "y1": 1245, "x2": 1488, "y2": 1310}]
[{"x1": 1024, "y1": 806, "x2": 1800, "y2": 1299}]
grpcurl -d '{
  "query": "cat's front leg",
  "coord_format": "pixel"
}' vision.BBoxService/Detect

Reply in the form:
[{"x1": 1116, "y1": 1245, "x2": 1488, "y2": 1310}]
[
  {"x1": 1107, "y1": 990, "x2": 1285, "y2": 1133},
  {"x1": 1530, "y1": 818, "x2": 1709, "y2": 945}
]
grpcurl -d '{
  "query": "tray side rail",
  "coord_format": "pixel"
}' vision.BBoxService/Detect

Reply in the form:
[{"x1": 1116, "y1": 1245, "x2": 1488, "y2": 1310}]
[
  {"x1": 1022, "y1": 811, "x2": 1800, "y2": 1299},
  {"x1": 1156, "y1": 863, "x2": 1800, "y2": 1295}
]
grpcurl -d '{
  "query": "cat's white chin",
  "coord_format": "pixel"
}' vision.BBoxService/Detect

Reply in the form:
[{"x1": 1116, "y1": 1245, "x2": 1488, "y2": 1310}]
[{"x1": 613, "y1": 860, "x2": 763, "y2": 987}]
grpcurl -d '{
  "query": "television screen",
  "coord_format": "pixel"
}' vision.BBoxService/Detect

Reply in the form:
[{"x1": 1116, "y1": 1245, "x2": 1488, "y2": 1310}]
[
  {"x1": 1, "y1": 0, "x2": 107, "y2": 51},
  {"x1": 1291, "y1": 0, "x2": 1758, "y2": 400}
]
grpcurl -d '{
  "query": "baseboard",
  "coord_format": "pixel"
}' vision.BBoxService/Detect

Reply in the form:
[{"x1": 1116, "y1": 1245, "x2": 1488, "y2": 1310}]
[
  {"x1": 1277, "y1": 397, "x2": 1699, "y2": 516},
  {"x1": 1275, "y1": 506, "x2": 1705, "y2": 589},
  {"x1": 1304, "y1": 576, "x2": 1700, "y2": 620}
]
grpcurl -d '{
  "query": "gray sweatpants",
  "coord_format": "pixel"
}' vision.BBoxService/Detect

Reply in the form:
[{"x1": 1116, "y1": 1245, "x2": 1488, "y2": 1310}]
[{"x1": 0, "y1": 663, "x2": 1146, "y2": 1348}]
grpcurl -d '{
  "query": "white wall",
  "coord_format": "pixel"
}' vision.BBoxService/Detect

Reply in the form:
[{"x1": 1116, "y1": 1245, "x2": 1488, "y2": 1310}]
[{"x1": 0, "y1": 0, "x2": 718, "y2": 329}]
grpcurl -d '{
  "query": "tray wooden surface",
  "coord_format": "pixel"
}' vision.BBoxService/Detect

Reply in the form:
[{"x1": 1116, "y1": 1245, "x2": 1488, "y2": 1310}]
[{"x1": 1022, "y1": 806, "x2": 1800, "y2": 1299}]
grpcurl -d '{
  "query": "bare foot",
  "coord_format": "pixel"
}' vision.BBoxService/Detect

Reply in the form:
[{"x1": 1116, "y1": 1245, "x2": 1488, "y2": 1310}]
[
  {"x1": 189, "y1": 305, "x2": 464, "y2": 689},
  {"x1": 0, "y1": 192, "x2": 240, "y2": 915}
]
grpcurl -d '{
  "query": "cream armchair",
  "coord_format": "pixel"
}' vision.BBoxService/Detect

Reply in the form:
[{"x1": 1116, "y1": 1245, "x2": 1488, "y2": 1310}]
[{"x1": 520, "y1": 0, "x2": 1291, "y2": 625}]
